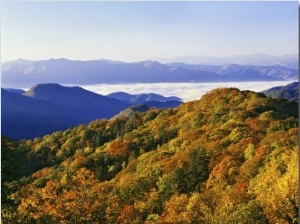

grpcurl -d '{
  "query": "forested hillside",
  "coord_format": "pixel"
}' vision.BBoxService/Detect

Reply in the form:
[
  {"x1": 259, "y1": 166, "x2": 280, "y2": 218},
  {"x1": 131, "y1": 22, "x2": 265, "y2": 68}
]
[{"x1": 2, "y1": 88, "x2": 298, "y2": 223}]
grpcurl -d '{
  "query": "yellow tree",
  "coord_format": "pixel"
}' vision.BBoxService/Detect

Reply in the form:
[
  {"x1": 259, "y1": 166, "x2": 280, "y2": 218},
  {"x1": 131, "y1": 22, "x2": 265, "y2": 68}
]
[{"x1": 249, "y1": 147, "x2": 298, "y2": 223}]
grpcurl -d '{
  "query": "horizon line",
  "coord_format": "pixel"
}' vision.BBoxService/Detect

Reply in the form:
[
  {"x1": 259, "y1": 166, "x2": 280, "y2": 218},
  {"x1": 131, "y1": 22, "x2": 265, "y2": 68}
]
[{"x1": 2, "y1": 52, "x2": 299, "y2": 64}]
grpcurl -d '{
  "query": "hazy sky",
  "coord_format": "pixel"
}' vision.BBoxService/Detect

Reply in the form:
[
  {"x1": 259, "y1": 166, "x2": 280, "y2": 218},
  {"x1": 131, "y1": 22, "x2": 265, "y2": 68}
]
[{"x1": 1, "y1": 1, "x2": 298, "y2": 62}]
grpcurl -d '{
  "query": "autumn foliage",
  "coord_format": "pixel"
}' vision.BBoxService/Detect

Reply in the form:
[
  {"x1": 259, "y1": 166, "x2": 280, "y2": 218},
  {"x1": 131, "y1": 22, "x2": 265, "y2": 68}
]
[{"x1": 1, "y1": 87, "x2": 298, "y2": 223}]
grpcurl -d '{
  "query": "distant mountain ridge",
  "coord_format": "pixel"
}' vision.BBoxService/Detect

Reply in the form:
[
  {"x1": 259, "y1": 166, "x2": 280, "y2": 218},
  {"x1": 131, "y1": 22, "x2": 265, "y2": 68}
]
[
  {"x1": 106, "y1": 91, "x2": 182, "y2": 104},
  {"x1": 2, "y1": 57, "x2": 297, "y2": 88},
  {"x1": 166, "y1": 63, "x2": 298, "y2": 80},
  {"x1": 3, "y1": 88, "x2": 26, "y2": 94},
  {"x1": 261, "y1": 82, "x2": 299, "y2": 102},
  {"x1": 2, "y1": 84, "x2": 131, "y2": 140},
  {"x1": 1, "y1": 83, "x2": 183, "y2": 140},
  {"x1": 1, "y1": 88, "x2": 78, "y2": 140},
  {"x1": 23, "y1": 83, "x2": 131, "y2": 122},
  {"x1": 159, "y1": 53, "x2": 298, "y2": 68}
]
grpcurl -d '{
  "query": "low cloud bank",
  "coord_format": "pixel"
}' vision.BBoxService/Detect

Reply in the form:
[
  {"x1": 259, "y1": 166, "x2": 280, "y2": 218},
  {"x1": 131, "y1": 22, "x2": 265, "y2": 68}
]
[{"x1": 82, "y1": 81, "x2": 293, "y2": 102}]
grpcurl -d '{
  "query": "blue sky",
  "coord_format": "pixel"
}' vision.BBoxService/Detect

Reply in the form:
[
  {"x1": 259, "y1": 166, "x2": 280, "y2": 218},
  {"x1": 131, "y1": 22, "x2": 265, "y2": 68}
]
[{"x1": 1, "y1": 1, "x2": 298, "y2": 62}]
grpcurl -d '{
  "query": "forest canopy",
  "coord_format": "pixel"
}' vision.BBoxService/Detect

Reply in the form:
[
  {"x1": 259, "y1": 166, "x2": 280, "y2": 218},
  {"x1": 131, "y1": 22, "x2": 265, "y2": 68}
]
[{"x1": 1, "y1": 87, "x2": 298, "y2": 223}]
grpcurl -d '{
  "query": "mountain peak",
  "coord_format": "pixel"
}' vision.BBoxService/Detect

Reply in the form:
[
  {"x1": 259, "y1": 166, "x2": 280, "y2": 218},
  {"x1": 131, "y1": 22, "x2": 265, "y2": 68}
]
[
  {"x1": 139, "y1": 60, "x2": 164, "y2": 68},
  {"x1": 25, "y1": 83, "x2": 73, "y2": 97},
  {"x1": 2, "y1": 58, "x2": 33, "y2": 65},
  {"x1": 24, "y1": 83, "x2": 101, "y2": 102}
]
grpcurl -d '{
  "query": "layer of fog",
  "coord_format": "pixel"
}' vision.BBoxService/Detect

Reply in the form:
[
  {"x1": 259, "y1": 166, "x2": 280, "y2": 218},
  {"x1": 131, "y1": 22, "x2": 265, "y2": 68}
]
[{"x1": 81, "y1": 81, "x2": 293, "y2": 102}]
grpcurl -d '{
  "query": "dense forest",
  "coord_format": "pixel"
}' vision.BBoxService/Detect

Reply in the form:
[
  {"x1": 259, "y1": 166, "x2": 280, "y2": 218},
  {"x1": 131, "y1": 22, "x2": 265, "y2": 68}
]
[{"x1": 2, "y1": 87, "x2": 298, "y2": 223}]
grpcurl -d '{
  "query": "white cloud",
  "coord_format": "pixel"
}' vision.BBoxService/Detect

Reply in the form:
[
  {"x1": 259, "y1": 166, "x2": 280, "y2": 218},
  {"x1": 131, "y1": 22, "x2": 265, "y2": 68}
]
[{"x1": 81, "y1": 81, "x2": 293, "y2": 102}]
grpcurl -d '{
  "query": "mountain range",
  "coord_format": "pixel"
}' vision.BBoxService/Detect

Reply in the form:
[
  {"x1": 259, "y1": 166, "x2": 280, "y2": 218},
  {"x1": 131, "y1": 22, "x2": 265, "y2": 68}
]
[
  {"x1": 261, "y1": 81, "x2": 299, "y2": 102},
  {"x1": 167, "y1": 63, "x2": 298, "y2": 80},
  {"x1": 2, "y1": 83, "x2": 182, "y2": 140},
  {"x1": 106, "y1": 92, "x2": 182, "y2": 104},
  {"x1": 2, "y1": 57, "x2": 298, "y2": 88},
  {"x1": 1, "y1": 87, "x2": 78, "y2": 141},
  {"x1": 3, "y1": 80, "x2": 298, "y2": 141},
  {"x1": 157, "y1": 53, "x2": 299, "y2": 68}
]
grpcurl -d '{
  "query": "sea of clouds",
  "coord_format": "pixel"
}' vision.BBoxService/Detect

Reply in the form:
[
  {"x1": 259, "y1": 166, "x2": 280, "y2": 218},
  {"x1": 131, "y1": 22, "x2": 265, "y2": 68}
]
[{"x1": 81, "y1": 81, "x2": 293, "y2": 102}]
